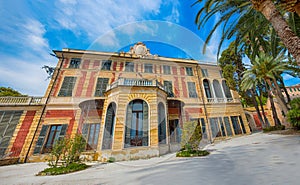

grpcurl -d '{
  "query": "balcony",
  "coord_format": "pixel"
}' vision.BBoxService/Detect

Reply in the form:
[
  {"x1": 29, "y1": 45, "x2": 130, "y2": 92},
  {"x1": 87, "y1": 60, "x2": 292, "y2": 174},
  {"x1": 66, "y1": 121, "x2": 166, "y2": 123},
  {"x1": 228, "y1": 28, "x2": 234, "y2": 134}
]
[
  {"x1": 106, "y1": 78, "x2": 165, "y2": 91},
  {"x1": 204, "y1": 98, "x2": 240, "y2": 104},
  {"x1": 0, "y1": 96, "x2": 44, "y2": 106}
]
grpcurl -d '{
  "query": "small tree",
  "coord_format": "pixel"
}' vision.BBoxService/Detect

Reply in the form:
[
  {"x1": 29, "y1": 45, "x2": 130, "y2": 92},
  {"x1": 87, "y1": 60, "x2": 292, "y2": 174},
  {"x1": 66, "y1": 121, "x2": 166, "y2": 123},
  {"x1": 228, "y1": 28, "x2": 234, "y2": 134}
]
[
  {"x1": 48, "y1": 134, "x2": 86, "y2": 167},
  {"x1": 287, "y1": 98, "x2": 300, "y2": 129},
  {"x1": 181, "y1": 121, "x2": 202, "y2": 151}
]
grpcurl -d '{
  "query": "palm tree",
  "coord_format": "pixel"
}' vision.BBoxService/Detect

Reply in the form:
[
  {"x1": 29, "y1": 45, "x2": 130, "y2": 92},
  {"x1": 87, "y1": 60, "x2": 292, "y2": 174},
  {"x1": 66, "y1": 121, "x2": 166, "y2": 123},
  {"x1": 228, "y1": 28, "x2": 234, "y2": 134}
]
[
  {"x1": 241, "y1": 53, "x2": 290, "y2": 116},
  {"x1": 193, "y1": 0, "x2": 300, "y2": 64}
]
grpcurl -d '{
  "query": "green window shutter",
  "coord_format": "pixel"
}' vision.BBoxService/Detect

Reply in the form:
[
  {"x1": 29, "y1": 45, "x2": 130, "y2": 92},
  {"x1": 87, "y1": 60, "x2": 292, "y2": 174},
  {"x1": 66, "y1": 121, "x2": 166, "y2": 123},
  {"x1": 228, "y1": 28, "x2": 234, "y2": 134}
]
[
  {"x1": 58, "y1": 77, "x2": 77, "y2": 97},
  {"x1": 188, "y1": 82, "x2": 197, "y2": 98},
  {"x1": 95, "y1": 78, "x2": 109, "y2": 97},
  {"x1": 33, "y1": 125, "x2": 49, "y2": 154},
  {"x1": 58, "y1": 124, "x2": 68, "y2": 141}
]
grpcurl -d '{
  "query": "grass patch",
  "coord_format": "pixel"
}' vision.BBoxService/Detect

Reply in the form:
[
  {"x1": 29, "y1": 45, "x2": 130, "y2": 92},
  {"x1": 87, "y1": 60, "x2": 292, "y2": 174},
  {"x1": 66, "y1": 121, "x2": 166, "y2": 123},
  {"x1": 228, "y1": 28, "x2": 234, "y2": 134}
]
[
  {"x1": 263, "y1": 125, "x2": 285, "y2": 133},
  {"x1": 36, "y1": 163, "x2": 89, "y2": 176},
  {"x1": 176, "y1": 149, "x2": 210, "y2": 157}
]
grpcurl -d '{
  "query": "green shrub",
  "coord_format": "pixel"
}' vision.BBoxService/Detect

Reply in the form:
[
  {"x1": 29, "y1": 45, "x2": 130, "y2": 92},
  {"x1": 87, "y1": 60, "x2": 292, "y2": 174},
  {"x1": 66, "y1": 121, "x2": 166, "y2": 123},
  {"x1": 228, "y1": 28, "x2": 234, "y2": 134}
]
[
  {"x1": 176, "y1": 150, "x2": 210, "y2": 157},
  {"x1": 263, "y1": 125, "x2": 285, "y2": 132},
  {"x1": 37, "y1": 163, "x2": 89, "y2": 176},
  {"x1": 287, "y1": 98, "x2": 300, "y2": 129},
  {"x1": 107, "y1": 157, "x2": 115, "y2": 163}
]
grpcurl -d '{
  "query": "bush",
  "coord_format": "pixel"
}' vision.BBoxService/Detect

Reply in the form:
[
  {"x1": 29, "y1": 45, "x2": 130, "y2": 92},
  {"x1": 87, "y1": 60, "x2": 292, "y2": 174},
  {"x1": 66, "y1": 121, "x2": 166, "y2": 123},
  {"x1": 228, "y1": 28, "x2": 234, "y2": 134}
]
[
  {"x1": 37, "y1": 163, "x2": 89, "y2": 176},
  {"x1": 107, "y1": 157, "x2": 115, "y2": 163},
  {"x1": 176, "y1": 150, "x2": 210, "y2": 157},
  {"x1": 263, "y1": 125, "x2": 285, "y2": 132},
  {"x1": 287, "y1": 98, "x2": 300, "y2": 129}
]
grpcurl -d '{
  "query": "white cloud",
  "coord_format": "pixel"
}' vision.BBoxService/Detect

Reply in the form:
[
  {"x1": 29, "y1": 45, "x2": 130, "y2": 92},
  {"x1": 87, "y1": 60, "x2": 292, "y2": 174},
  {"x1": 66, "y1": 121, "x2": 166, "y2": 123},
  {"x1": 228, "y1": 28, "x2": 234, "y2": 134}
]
[{"x1": 53, "y1": 0, "x2": 164, "y2": 43}]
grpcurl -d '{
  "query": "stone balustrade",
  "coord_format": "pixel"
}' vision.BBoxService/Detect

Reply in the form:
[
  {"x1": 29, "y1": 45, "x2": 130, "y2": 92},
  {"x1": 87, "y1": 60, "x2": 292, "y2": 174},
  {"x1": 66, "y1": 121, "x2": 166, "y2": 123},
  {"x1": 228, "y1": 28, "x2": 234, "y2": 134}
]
[
  {"x1": 106, "y1": 78, "x2": 165, "y2": 91},
  {"x1": 0, "y1": 96, "x2": 44, "y2": 106},
  {"x1": 205, "y1": 98, "x2": 240, "y2": 104}
]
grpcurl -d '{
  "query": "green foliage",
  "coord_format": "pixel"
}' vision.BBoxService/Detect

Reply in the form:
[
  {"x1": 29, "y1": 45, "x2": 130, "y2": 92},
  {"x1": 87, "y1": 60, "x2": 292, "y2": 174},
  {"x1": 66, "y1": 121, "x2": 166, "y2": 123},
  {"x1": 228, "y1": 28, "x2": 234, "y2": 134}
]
[
  {"x1": 37, "y1": 163, "x2": 89, "y2": 176},
  {"x1": 181, "y1": 121, "x2": 202, "y2": 151},
  {"x1": 263, "y1": 125, "x2": 286, "y2": 133},
  {"x1": 287, "y1": 98, "x2": 300, "y2": 129},
  {"x1": 107, "y1": 157, "x2": 115, "y2": 163},
  {"x1": 0, "y1": 87, "x2": 27, "y2": 97},
  {"x1": 48, "y1": 134, "x2": 86, "y2": 168},
  {"x1": 176, "y1": 150, "x2": 210, "y2": 157}
]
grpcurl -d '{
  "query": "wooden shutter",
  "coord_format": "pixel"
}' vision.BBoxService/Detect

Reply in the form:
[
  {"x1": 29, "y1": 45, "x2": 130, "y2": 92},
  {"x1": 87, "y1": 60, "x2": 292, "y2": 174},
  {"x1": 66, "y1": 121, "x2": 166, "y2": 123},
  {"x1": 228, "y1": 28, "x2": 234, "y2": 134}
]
[{"x1": 33, "y1": 125, "x2": 49, "y2": 154}]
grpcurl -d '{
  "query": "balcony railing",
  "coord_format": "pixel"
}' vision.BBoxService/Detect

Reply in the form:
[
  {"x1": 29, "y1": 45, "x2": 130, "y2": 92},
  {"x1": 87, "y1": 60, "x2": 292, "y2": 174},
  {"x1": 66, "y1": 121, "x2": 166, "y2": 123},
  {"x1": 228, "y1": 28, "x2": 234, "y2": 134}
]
[
  {"x1": 0, "y1": 96, "x2": 44, "y2": 106},
  {"x1": 106, "y1": 78, "x2": 165, "y2": 91},
  {"x1": 205, "y1": 98, "x2": 240, "y2": 104}
]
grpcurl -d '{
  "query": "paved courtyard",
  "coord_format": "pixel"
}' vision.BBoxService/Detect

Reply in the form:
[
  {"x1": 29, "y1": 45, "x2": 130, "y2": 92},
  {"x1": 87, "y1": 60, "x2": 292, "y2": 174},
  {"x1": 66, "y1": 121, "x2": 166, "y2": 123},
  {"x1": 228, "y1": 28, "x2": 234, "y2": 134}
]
[{"x1": 1, "y1": 132, "x2": 300, "y2": 185}]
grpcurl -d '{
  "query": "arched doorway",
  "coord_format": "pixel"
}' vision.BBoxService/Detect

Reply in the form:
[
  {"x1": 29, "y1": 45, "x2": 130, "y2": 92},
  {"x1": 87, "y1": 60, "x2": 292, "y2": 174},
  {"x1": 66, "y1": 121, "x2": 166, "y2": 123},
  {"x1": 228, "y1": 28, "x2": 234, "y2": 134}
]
[{"x1": 102, "y1": 102, "x2": 116, "y2": 150}]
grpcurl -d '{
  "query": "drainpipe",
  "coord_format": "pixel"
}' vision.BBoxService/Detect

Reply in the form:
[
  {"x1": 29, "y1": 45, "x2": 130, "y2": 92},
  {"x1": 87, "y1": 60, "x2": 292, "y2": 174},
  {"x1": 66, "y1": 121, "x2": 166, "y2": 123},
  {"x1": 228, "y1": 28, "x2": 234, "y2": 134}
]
[
  {"x1": 24, "y1": 52, "x2": 64, "y2": 163},
  {"x1": 196, "y1": 64, "x2": 211, "y2": 143}
]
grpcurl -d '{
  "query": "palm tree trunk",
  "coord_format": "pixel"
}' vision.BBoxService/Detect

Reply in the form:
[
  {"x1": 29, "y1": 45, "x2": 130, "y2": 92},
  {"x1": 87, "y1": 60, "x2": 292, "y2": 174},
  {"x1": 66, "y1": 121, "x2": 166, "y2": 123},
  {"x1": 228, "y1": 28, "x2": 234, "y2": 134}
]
[
  {"x1": 272, "y1": 78, "x2": 291, "y2": 109},
  {"x1": 250, "y1": 89, "x2": 266, "y2": 128},
  {"x1": 258, "y1": 87, "x2": 270, "y2": 127},
  {"x1": 265, "y1": 78, "x2": 289, "y2": 115},
  {"x1": 268, "y1": 90, "x2": 281, "y2": 126},
  {"x1": 251, "y1": 0, "x2": 300, "y2": 64},
  {"x1": 278, "y1": 77, "x2": 291, "y2": 103}
]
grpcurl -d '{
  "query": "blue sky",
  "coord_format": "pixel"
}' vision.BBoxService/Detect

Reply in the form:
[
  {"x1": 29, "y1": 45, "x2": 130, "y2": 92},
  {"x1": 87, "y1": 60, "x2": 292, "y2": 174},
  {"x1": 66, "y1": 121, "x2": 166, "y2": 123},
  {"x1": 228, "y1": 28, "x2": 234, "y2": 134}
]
[{"x1": 0, "y1": 0, "x2": 299, "y2": 96}]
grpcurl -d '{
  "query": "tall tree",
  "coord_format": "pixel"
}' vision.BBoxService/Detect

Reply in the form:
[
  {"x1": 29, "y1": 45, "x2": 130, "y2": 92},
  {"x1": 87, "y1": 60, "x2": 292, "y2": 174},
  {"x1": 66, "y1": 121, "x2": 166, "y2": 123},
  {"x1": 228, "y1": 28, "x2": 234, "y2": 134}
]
[
  {"x1": 0, "y1": 87, "x2": 27, "y2": 97},
  {"x1": 193, "y1": 0, "x2": 300, "y2": 64}
]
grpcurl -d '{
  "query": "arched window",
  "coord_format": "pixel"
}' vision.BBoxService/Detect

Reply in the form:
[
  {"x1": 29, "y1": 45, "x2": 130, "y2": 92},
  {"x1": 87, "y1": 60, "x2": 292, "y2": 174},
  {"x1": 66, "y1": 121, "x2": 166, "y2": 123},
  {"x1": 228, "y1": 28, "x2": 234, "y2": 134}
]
[
  {"x1": 125, "y1": 99, "x2": 149, "y2": 147},
  {"x1": 158, "y1": 103, "x2": 166, "y2": 144},
  {"x1": 213, "y1": 80, "x2": 223, "y2": 98},
  {"x1": 102, "y1": 103, "x2": 116, "y2": 149},
  {"x1": 222, "y1": 80, "x2": 232, "y2": 98},
  {"x1": 203, "y1": 79, "x2": 212, "y2": 98}
]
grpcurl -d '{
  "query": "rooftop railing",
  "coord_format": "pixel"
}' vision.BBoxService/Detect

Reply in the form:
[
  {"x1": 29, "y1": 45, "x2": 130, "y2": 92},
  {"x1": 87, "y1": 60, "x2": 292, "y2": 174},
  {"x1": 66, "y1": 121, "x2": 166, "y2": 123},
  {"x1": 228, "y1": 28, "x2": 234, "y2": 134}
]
[
  {"x1": 106, "y1": 78, "x2": 165, "y2": 91},
  {"x1": 0, "y1": 96, "x2": 44, "y2": 106}
]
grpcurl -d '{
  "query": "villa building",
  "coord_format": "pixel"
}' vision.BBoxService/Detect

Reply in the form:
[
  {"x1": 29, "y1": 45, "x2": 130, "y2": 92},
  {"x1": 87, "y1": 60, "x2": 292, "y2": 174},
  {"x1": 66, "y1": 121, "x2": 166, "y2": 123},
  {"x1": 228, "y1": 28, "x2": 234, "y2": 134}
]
[{"x1": 0, "y1": 42, "x2": 250, "y2": 162}]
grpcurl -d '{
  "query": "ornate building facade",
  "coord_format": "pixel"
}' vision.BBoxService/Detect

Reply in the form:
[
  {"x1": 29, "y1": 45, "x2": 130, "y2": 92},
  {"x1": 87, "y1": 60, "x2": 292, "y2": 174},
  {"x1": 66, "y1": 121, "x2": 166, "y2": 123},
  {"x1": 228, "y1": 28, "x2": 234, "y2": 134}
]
[{"x1": 0, "y1": 42, "x2": 250, "y2": 162}]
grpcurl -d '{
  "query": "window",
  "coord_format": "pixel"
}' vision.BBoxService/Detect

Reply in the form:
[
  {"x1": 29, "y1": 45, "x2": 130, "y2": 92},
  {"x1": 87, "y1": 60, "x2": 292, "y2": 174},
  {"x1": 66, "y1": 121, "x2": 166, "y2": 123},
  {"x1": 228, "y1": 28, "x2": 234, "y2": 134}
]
[
  {"x1": 158, "y1": 103, "x2": 167, "y2": 144},
  {"x1": 231, "y1": 116, "x2": 242, "y2": 135},
  {"x1": 69, "y1": 58, "x2": 81, "y2": 68},
  {"x1": 0, "y1": 111, "x2": 23, "y2": 156},
  {"x1": 82, "y1": 123, "x2": 100, "y2": 150},
  {"x1": 102, "y1": 103, "x2": 116, "y2": 150},
  {"x1": 222, "y1": 80, "x2": 232, "y2": 99},
  {"x1": 239, "y1": 116, "x2": 246, "y2": 134},
  {"x1": 213, "y1": 80, "x2": 224, "y2": 98},
  {"x1": 188, "y1": 82, "x2": 197, "y2": 98},
  {"x1": 169, "y1": 119, "x2": 181, "y2": 143},
  {"x1": 125, "y1": 100, "x2": 148, "y2": 147},
  {"x1": 164, "y1": 81, "x2": 174, "y2": 97},
  {"x1": 58, "y1": 77, "x2": 76, "y2": 97},
  {"x1": 219, "y1": 117, "x2": 226, "y2": 136},
  {"x1": 202, "y1": 69, "x2": 208, "y2": 77},
  {"x1": 163, "y1": 65, "x2": 171, "y2": 74},
  {"x1": 94, "y1": 78, "x2": 109, "y2": 97},
  {"x1": 34, "y1": 124, "x2": 68, "y2": 154},
  {"x1": 290, "y1": 88, "x2": 293, "y2": 92},
  {"x1": 200, "y1": 118, "x2": 207, "y2": 139},
  {"x1": 209, "y1": 117, "x2": 221, "y2": 138},
  {"x1": 101, "y1": 60, "x2": 112, "y2": 70},
  {"x1": 203, "y1": 79, "x2": 212, "y2": 98},
  {"x1": 186, "y1": 67, "x2": 193, "y2": 76},
  {"x1": 144, "y1": 64, "x2": 153, "y2": 73},
  {"x1": 224, "y1": 117, "x2": 232, "y2": 136},
  {"x1": 125, "y1": 62, "x2": 134, "y2": 72}
]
